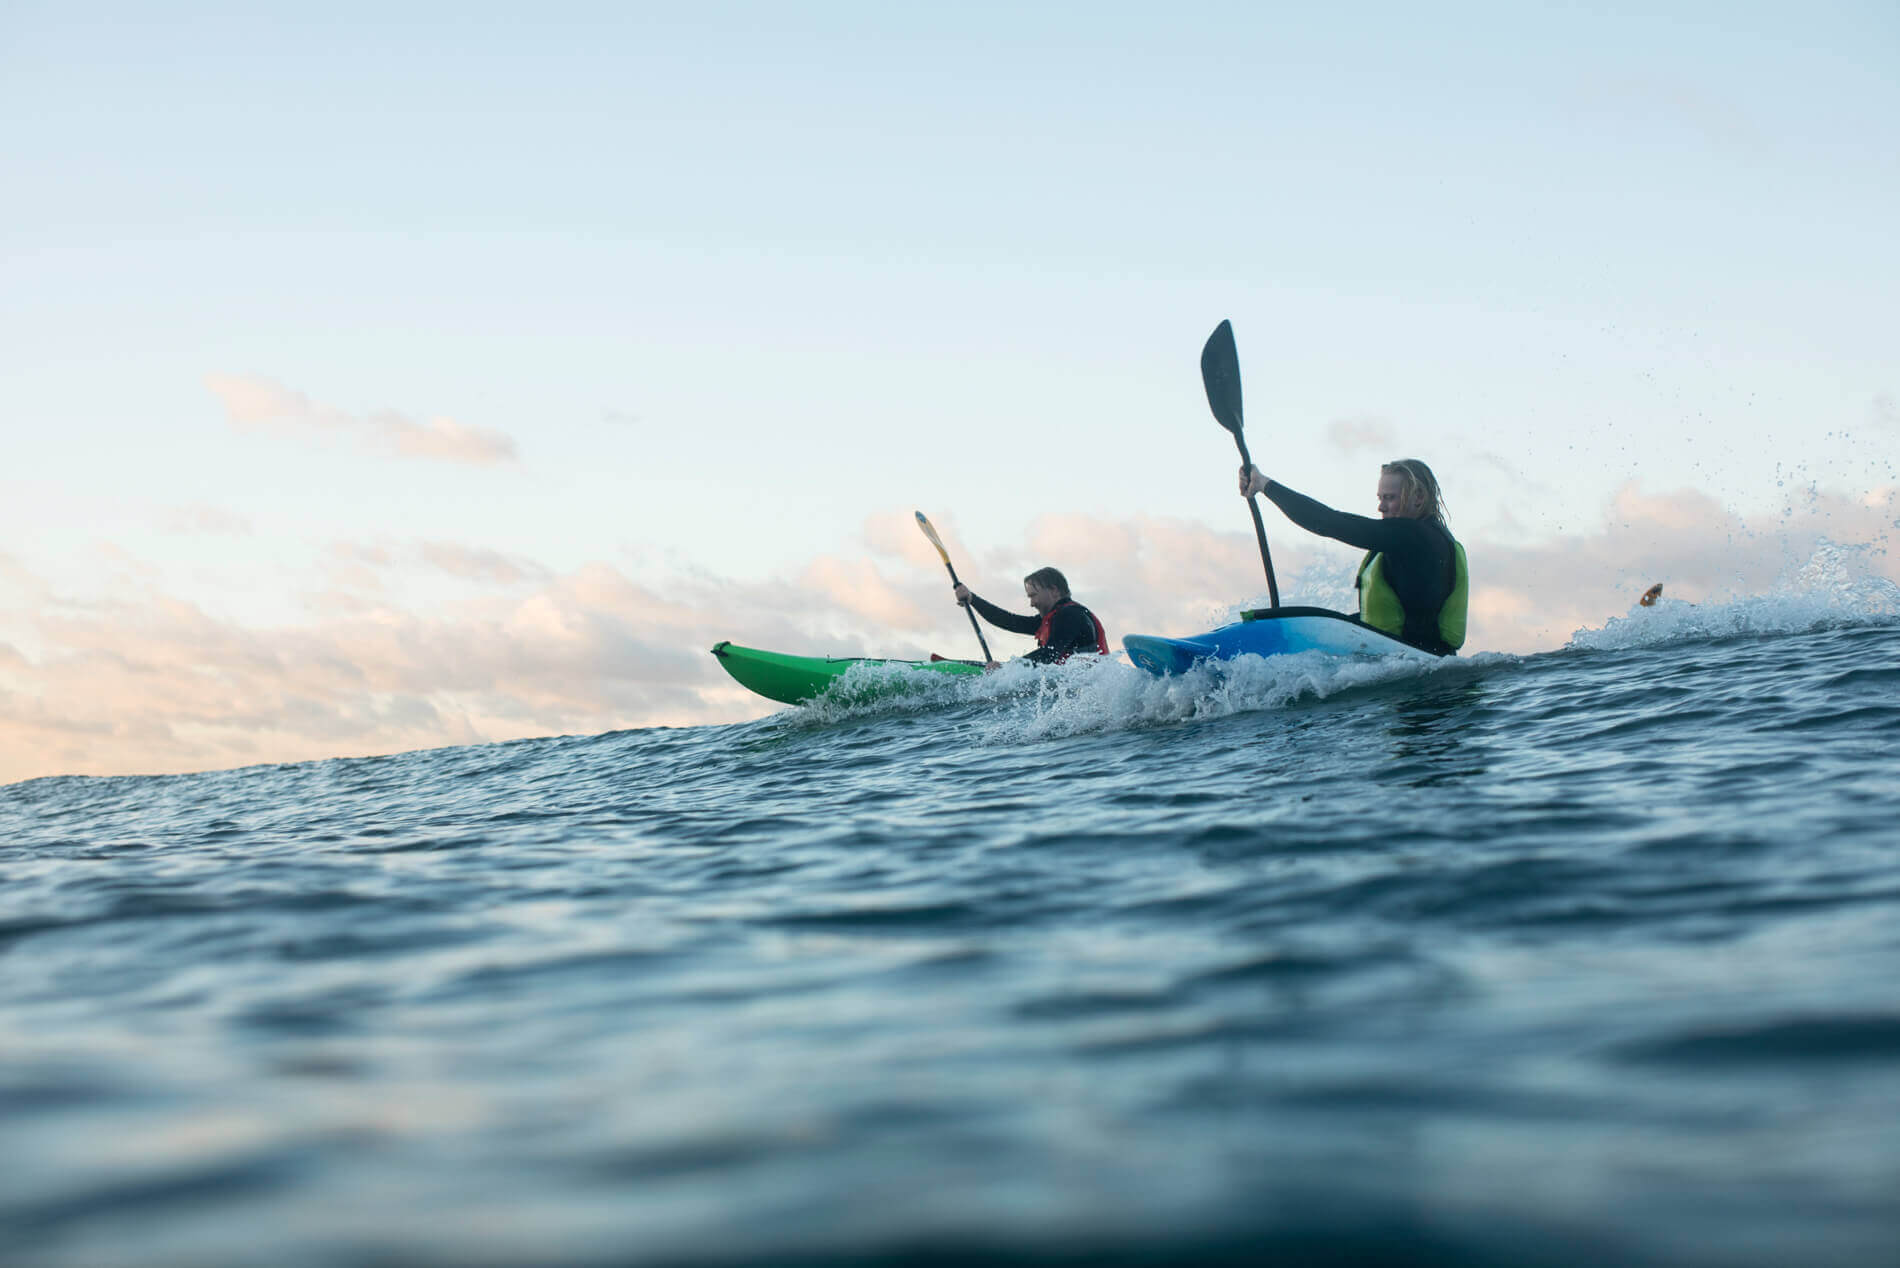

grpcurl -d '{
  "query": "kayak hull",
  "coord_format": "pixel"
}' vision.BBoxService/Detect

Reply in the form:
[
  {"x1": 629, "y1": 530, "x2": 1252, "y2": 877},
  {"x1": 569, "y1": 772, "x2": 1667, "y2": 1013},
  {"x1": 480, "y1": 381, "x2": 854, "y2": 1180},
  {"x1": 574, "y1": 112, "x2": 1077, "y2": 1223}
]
[
  {"x1": 1123, "y1": 607, "x2": 1439, "y2": 676},
  {"x1": 711, "y1": 641, "x2": 985, "y2": 705}
]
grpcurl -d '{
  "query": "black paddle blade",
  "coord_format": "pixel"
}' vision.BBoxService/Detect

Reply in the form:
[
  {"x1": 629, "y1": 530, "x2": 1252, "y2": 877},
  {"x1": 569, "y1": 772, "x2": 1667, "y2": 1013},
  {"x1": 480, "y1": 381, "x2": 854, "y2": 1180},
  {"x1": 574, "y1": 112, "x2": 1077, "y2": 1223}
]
[{"x1": 1200, "y1": 319, "x2": 1244, "y2": 436}]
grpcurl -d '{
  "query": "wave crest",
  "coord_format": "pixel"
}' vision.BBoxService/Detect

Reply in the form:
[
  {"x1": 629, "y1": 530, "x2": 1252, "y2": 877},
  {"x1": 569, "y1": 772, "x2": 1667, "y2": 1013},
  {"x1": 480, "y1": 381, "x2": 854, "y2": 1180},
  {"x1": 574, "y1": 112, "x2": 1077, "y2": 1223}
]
[{"x1": 1569, "y1": 539, "x2": 1900, "y2": 652}]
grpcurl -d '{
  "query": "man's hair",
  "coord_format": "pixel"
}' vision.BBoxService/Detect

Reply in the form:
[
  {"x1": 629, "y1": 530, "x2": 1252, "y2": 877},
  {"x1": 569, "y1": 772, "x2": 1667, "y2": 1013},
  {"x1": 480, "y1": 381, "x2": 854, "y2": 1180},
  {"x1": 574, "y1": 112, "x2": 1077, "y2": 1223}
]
[
  {"x1": 1023, "y1": 566, "x2": 1070, "y2": 598},
  {"x1": 1382, "y1": 459, "x2": 1448, "y2": 526}
]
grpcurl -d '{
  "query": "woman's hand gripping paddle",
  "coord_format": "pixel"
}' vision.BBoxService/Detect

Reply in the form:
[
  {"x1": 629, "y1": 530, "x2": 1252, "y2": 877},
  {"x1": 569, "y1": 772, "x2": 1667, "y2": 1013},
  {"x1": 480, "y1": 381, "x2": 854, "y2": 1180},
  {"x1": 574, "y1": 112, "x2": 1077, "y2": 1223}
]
[
  {"x1": 1202, "y1": 319, "x2": 1279, "y2": 608},
  {"x1": 915, "y1": 511, "x2": 995, "y2": 664}
]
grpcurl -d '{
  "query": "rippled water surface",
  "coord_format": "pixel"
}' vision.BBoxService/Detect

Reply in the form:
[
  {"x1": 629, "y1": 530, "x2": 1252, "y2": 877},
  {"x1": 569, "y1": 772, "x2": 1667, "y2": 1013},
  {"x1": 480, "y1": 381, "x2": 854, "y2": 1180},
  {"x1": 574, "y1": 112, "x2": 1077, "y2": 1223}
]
[{"x1": 4, "y1": 605, "x2": 1899, "y2": 1266}]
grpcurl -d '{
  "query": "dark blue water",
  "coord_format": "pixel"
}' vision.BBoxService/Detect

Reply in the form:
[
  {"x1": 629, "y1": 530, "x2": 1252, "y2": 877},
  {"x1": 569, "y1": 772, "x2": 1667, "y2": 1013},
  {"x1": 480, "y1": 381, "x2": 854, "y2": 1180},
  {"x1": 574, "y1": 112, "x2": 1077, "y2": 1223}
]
[{"x1": 4, "y1": 596, "x2": 1899, "y2": 1266}]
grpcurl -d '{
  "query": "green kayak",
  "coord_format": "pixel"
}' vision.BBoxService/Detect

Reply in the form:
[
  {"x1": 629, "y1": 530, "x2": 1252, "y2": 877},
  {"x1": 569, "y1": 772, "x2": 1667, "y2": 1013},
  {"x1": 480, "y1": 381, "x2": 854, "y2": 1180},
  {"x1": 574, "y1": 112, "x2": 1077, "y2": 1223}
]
[{"x1": 710, "y1": 641, "x2": 987, "y2": 706}]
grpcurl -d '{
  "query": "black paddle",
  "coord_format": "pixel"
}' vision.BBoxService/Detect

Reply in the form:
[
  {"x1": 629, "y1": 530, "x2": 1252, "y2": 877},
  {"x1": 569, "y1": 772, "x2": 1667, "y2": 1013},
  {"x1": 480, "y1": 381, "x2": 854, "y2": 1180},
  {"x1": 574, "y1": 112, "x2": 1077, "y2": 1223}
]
[
  {"x1": 915, "y1": 511, "x2": 995, "y2": 664},
  {"x1": 1201, "y1": 319, "x2": 1279, "y2": 608}
]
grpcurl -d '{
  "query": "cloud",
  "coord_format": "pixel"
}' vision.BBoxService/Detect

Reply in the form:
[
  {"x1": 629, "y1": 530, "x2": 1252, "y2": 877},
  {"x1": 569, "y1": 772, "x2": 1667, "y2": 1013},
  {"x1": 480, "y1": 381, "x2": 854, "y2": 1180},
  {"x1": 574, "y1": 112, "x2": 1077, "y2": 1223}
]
[
  {"x1": 800, "y1": 555, "x2": 934, "y2": 631},
  {"x1": 0, "y1": 550, "x2": 50, "y2": 600},
  {"x1": 314, "y1": 539, "x2": 570, "y2": 602},
  {"x1": 417, "y1": 542, "x2": 552, "y2": 586},
  {"x1": 204, "y1": 374, "x2": 519, "y2": 465},
  {"x1": 0, "y1": 564, "x2": 745, "y2": 784},
  {"x1": 1325, "y1": 416, "x2": 1399, "y2": 455},
  {"x1": 329, "y1": 542, "x2": 394, "y2": 567},
  {"x1": 1020, "y1": 510, "x2": 1291, "y2": 633},
  {"x1": 158, "y1": 505, "x2": 255, "y2": 536},
  {"x1": 90, "y1": 541, "x2": 164, "y2": 588},
  {"x1": 3, "y1": 482, "x2": 1895, "y2": 785},
  {"x1": 864, "y1": 510, "x2": 963, "y2": 573},
  {"x1": 0, "y1": 536, "x2": 969, "y2": 783}
]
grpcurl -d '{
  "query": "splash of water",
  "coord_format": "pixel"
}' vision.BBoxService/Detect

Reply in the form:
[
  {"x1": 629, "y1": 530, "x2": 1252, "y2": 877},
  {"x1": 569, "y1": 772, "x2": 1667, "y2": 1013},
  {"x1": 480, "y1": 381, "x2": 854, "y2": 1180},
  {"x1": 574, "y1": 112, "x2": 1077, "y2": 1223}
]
[
  {"x1": 968, "y1": 650, "x2": 1473, "y2": 744},
  {"x1": 1569, "y1": 539, "x2": 1900, "y2": 652},
  {"x1": 777, "y1": 642, "x2": 1491, "y2": 744}
]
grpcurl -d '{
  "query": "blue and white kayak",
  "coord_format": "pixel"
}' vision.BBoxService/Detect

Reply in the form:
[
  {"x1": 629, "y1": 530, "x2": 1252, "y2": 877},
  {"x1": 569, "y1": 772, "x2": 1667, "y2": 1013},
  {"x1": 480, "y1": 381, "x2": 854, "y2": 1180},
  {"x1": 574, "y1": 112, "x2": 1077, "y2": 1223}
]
[{"x1": 1123, "y1": 606, "x2": 1439, "y2": 676}]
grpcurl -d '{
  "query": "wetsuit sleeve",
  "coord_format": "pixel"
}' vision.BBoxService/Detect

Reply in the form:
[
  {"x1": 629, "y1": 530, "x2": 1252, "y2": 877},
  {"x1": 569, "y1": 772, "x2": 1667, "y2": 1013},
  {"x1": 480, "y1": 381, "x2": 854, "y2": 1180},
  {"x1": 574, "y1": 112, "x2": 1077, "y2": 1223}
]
[
  {"x1": 966, "y1": 594, "x2": 1041, "y2": 637},
  {"x1": 1023, "y1": 604, "x2": 1094, "y2": 664},
  {"x1": 1262, "y1": 481, "x2": 1406, "y2": 552}
]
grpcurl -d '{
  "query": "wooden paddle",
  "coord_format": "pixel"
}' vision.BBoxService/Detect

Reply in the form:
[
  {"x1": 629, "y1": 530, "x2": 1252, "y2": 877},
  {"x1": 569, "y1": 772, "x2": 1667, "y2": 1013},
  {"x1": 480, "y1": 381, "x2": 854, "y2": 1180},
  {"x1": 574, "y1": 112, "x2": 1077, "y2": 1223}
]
[
  {"x1": 1202, "y1": 319, "x2": 1280, "y2": 608},
  {"x1": 915, "y1": 511, "x2": 994, "y2": 663}
]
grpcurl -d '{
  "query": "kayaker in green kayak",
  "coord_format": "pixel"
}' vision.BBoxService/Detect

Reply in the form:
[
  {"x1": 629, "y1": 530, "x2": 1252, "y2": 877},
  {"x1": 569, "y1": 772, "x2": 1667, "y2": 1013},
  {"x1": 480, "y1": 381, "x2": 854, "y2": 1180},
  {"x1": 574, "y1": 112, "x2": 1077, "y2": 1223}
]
[
  {"x1": 1239, "y1": 459, "x2": 1469, "y2": 656},
  {"x1": 953, "y1": 567, "x2": 1110, "y2": 668}
]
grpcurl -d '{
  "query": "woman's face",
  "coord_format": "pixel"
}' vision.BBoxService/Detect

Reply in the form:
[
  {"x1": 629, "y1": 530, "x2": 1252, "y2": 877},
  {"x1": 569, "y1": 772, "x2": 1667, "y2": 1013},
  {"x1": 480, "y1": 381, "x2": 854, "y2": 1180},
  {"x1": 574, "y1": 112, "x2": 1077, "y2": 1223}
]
[{"x1": 1376, "y1": 471, "x2": 1407, "y2": 519}]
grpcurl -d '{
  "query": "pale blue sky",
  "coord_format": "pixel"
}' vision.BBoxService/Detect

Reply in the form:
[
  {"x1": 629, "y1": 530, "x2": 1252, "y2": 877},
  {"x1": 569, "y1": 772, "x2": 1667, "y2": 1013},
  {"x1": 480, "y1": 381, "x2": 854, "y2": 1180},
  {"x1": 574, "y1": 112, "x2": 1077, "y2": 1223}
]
[{"x1": 4, "y1": 1, "x2": 1896, "y2": 628}]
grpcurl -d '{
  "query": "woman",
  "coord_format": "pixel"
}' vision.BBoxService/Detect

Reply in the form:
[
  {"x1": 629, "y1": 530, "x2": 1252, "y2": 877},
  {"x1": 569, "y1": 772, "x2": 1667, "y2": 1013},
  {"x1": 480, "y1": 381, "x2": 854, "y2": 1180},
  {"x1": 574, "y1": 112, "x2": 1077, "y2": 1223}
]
[{"x1": 1240, "y1": 459, "x2": 1468, "y2": 655}]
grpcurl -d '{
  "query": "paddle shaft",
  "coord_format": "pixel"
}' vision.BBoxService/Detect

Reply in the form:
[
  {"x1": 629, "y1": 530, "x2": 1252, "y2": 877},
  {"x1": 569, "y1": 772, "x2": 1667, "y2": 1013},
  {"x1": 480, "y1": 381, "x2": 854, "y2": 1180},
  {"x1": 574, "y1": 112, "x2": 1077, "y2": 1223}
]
[
  {"x1": 1233, "y1": 434, "x2": 1280, "y2": 608},
  {"x1": 941, "y1": 559, "x2": 995, "y2": 663},
  {"x1": 916, "y1": 511, "x2": 997, "y2": 663}
]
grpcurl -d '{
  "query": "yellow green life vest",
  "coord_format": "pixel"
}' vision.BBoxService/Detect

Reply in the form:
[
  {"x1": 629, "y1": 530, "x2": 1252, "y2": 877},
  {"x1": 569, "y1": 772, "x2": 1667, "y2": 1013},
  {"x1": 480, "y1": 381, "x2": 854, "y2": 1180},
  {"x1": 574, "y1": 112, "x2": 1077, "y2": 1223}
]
[{"x1": 1354, "y1": 536, "x2": 1468, "y2": 652}]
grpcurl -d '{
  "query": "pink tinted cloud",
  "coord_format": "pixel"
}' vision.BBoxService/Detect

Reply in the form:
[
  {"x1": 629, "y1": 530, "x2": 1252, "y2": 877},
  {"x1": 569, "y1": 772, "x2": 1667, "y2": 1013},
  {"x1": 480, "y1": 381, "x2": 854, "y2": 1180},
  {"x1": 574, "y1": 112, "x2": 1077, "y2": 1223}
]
[
  {"x1": 0, "y1": 541, "x2": 968, "y2": 782},
  {"x1": 2, "y1": 567, "x2": 751, "y2": 783},
  {"x1": 864, "y1": 509, "x2": 967, "y2": 573},
  {"x1": 800, "y1": 555, "x2": 934, "y2": 631},
  {"x1": 204, "y1": 374, "x2": 519, "y2": 465}
]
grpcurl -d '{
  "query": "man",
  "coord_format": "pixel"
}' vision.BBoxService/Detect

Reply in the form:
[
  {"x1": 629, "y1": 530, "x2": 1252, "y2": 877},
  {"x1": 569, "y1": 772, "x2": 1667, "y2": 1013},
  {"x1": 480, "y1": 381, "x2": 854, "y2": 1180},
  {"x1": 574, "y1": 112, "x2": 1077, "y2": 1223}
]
[
  {"x1": 1240, "y1": 459, "x2": 1468, "y2": 655},
  {"x1": 953, "y1": 567, "x2": 1108, "y2": 668}
]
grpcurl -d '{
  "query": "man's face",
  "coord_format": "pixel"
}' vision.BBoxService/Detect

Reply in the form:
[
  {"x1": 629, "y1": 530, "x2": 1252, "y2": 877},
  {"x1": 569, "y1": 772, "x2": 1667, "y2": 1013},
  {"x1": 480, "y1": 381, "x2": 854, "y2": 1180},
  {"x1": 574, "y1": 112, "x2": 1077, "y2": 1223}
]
[
  {"x1": 1376, "y1": 472, "x2": 1406, "y2": 519},
  {"x1": 1024, "y1": 581, "x2": 1061, "y2": 614}
]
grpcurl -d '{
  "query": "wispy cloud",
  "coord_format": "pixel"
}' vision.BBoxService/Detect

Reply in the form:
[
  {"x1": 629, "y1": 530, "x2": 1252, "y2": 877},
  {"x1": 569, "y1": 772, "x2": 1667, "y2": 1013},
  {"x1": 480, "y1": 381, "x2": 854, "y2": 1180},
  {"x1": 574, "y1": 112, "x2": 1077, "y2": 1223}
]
[
  {"x1": 320, "y1": 539, "x2": 553, "y2": 589},
  {"x1": 157, "y1": 505, "x2": 255, "y2": 536},
  {"x1": 204, "y1": 374, "x2": 519, "y2": 465},
  {"x1": 1325, "y1": 416, "x2": 1397, "y2": 455},
  {"x1": 329, "y1": 542, "x2": 394, "y2": 567},
  {"x1": 417, "y1": 542, "x2": 552, "y2": 586}
]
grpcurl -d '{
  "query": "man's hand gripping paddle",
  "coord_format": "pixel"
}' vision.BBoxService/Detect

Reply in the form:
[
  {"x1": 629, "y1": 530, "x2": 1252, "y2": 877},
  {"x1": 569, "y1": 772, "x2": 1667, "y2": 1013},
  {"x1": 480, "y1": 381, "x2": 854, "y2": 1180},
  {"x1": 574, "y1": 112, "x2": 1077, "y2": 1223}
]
[
  {"x1": 1202, "y1": 319, "x2": 1279, "y2": 608},
  {"x1": 915, "y1": 511, "x2": 994, "y2": 664}
]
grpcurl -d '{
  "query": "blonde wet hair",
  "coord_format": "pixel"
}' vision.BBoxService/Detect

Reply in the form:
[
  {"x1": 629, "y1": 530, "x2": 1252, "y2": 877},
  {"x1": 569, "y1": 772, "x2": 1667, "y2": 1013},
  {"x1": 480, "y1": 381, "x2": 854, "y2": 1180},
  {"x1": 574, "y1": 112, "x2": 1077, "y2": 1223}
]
[{"x1": 1382, "y1": 459, "x2": 1448, "y2": 526}]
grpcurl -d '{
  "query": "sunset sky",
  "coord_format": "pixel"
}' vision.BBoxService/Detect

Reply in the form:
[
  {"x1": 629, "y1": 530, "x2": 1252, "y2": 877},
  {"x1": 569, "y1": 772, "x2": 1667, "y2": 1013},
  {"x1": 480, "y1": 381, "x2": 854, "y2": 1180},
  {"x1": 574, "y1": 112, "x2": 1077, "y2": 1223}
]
[{"x1": 4, "y1": 2, "x2": 1896, "y2": 784}]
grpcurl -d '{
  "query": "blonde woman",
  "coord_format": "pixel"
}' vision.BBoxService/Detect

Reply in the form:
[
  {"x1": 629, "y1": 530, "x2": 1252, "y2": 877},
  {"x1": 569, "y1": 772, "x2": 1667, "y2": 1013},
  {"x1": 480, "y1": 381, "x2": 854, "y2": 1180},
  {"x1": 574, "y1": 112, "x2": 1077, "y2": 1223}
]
[{"x1": 1239, "y1": 460, "x2": 1469, "y2": 655}]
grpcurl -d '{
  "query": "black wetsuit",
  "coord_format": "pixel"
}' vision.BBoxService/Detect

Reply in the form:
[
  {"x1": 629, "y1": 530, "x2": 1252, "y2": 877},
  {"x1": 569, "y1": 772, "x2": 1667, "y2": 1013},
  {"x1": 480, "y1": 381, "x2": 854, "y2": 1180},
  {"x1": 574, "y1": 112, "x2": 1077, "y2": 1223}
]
[
  {"x1": 1263, "y1": 480, "x2": 1458, "y2": 654},
  {"x1": 966, "y1": 595, "x2": 1105, "y2": 665}
]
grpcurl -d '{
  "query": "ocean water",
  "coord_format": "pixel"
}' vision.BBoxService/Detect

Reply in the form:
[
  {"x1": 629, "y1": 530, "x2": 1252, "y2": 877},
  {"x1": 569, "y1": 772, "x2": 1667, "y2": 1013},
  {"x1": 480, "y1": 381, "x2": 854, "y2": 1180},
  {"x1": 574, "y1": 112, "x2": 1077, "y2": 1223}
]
[{"x1": 4, "y1": 584, "x2": 1899, "y2": 1266}]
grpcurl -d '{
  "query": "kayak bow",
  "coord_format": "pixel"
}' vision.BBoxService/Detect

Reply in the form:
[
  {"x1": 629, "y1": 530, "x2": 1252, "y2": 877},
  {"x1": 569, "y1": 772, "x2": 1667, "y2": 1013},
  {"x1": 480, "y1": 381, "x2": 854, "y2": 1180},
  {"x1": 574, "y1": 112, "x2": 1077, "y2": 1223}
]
[
  {"x1": 710, "y1": 642, "x2": 985, "y2": 705},
  {"x1": 1123, "y1": 607, "x2": 1438, "y2": 676}
]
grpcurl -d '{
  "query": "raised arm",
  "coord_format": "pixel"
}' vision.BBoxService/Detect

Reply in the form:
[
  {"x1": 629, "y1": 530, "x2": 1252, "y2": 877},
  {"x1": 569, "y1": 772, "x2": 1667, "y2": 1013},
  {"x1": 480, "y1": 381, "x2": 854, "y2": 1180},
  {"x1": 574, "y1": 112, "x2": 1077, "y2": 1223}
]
[
  {"x1": 955, "y1": 587, "x2": 1041, "y2": 636},
  {"x1": 1241, "y1": 465, "x2": 1404, "y2": 552}
]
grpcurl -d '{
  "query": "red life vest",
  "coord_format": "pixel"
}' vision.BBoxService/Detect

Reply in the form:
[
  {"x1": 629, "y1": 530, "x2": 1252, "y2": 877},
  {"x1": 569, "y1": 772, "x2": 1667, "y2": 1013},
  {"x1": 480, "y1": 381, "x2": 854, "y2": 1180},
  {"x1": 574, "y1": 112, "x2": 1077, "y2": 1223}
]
[{"x1": 1035, "y1": 598, "x2": 1109, "y2": 660}]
